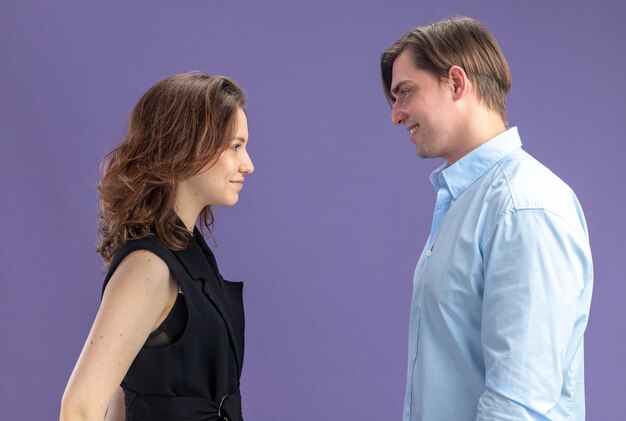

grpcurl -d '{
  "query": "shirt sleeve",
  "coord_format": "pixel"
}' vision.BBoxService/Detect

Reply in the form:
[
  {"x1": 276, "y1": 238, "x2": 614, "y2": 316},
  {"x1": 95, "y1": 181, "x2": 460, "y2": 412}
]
[{"x1": 476, "y1": 208, "x2": 591, "y2": 420}]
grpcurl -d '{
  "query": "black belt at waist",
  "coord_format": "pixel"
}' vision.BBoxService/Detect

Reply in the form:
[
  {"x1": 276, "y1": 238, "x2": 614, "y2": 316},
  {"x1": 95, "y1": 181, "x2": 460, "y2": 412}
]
[{"x1": 123, "y1": 388, "x2": 242, "y2": 421}]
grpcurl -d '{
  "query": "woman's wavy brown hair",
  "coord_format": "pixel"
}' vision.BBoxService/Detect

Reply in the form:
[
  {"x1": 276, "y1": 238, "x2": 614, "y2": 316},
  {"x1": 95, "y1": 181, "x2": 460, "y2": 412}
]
[{"x1": 97, "y1": 72, "x2": 246, "y2": 266}]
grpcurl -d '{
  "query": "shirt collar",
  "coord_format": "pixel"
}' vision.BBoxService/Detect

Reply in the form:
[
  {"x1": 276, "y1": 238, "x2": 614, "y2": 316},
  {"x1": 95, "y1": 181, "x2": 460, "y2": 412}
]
[{"x1": 429, "y1": 127, "x2": 522, "y2": 199}]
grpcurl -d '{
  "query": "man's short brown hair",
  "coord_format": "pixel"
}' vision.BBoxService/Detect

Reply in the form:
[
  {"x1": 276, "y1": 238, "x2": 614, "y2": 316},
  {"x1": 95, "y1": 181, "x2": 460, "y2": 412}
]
[{"x1": 381, "y1": 17, "x2": 512, "y2": 122}]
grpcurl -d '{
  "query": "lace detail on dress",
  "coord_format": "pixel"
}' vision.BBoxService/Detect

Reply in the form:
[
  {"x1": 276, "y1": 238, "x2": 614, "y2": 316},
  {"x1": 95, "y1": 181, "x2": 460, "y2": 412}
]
[{"x1": 144, "y1": 290, "x2": 187, "y2": 348}]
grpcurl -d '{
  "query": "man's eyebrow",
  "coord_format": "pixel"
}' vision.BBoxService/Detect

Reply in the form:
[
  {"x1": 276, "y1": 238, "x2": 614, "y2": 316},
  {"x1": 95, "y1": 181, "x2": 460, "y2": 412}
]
[{"x1": 391, "y1": 80, "x2": 409, "y2": 97}]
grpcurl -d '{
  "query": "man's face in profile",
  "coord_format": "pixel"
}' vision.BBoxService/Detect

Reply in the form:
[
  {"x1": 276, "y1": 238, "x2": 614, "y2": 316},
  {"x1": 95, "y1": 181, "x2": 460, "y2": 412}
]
[{"x1": 390, "y1": 50, "x2": 457, "y2": 162}]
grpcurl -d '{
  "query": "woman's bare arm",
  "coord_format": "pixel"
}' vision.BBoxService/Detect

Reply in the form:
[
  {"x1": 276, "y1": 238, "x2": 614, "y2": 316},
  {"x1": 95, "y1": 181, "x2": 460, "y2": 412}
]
[
  {"x1": 104, "y1": 387, "x2": 124, "y2": 421},
  {"x1": 60, "y1": 250, "x2": 178, "y2": 421}
]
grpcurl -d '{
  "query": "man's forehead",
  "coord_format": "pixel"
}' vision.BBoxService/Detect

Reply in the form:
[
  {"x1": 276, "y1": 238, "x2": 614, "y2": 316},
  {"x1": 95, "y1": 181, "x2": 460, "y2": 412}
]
[
  {"x1": 391, "y1": 52, "x2": 417, "y2": 81},
  {"x1": 393, "y1": 49, "x2": 417, "y2": 71}
]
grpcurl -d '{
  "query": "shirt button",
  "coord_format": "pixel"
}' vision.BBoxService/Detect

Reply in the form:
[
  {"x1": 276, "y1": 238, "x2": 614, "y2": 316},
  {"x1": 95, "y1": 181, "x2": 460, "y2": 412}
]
[{"x1": 425, "y1": 250, "x2": 432, "y2": 256}]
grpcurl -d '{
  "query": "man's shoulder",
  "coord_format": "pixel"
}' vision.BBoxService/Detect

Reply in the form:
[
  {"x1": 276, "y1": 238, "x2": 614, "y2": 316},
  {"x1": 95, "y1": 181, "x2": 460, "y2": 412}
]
[{"x1": 495, "y1": 149, "x2": 575, "y2": 211}]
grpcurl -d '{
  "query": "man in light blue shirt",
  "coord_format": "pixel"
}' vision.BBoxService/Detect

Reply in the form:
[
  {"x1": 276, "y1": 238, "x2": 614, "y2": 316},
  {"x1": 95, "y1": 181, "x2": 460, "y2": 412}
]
[{"x1": 380, "y1": 17, "x2": 593, "y2": 420}]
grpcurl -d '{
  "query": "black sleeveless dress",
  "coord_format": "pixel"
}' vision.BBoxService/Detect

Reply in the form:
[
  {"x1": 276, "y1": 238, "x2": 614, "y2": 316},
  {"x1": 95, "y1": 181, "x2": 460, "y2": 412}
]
[{"x1": 102, "y1": 228, "x2": 245, "y2": 421}]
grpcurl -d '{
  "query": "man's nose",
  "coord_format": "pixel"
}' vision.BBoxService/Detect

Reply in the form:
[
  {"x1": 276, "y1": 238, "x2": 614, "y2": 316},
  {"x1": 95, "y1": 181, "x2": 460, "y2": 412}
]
[{"x1": 391, "y1": 101, "x2": 406, "y2": 125}]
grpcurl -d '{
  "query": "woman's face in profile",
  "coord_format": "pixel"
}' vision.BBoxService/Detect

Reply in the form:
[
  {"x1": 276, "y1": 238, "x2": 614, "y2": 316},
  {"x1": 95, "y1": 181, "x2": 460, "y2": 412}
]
[{"x1": 180, "y1": 108, "x2": 254, "y2": 208}]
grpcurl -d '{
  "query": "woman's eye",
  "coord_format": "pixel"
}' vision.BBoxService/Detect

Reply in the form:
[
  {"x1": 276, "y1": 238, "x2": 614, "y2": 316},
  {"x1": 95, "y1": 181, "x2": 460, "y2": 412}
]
[{"x1": 231, "y1": 144, "x2": 241, "y2": 152}]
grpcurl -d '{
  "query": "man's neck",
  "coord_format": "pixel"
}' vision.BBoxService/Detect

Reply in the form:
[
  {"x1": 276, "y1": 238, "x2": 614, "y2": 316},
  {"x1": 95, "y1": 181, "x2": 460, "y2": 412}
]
[{"x1": 446, "y1": 110, "x2": 506, "y2": 164}]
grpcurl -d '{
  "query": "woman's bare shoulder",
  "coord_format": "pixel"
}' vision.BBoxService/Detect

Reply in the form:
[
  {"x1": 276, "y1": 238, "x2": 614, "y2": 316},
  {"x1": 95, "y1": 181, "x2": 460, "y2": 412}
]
[{"x1": 103, "y1": 249, "x2": 179, "y2": 326}]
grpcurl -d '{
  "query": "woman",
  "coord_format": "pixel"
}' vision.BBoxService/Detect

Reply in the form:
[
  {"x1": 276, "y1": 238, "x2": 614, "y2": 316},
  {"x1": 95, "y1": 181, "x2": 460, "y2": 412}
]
[{"x1": 60, "y1": 73, "x2": 254, "y2": 421}]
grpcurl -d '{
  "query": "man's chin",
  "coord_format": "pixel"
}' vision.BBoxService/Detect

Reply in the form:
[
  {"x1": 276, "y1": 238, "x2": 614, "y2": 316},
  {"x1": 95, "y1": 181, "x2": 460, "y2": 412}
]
[{"x1": 416, "y1": 147, "x2": 429, "y2": 159}]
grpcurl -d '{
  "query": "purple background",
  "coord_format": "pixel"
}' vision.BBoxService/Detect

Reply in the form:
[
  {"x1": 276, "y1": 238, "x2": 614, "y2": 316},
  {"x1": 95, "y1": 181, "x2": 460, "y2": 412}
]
[{"x1": 2, "y1": 1, "x2": 624, "y2": 419}]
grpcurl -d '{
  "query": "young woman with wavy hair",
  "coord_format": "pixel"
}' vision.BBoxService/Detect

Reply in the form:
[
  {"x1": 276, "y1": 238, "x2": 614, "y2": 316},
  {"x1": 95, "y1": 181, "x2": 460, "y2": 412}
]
[{"x1": 61, "y1": 73, "x2": 254, "y2": 421}]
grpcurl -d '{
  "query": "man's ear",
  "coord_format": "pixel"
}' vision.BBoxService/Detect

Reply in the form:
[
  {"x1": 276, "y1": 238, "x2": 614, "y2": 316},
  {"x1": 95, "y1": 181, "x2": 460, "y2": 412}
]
[{"x1": 448, "y1": 65, "x2": 469, "y2": 100}]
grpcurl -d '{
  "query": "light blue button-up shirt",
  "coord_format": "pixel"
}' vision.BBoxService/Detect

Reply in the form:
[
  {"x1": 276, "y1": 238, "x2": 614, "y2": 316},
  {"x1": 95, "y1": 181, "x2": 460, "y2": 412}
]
[{"x1": 403, "y1": 128, "x2": 593, "y2": 420}]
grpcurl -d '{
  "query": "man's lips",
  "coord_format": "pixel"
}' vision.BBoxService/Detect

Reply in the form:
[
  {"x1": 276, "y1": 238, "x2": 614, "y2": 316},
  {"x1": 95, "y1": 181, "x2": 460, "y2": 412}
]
[
  {"x1": 407, "y1": 123, "x2": 420, "y2": 143},
  {"x1": 407, "y1": 123, "x2": 419, "y2": 135}
]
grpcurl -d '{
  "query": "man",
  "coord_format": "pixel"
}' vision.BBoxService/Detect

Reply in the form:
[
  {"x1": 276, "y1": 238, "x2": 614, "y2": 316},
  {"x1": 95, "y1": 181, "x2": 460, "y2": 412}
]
[{"x1": 380, "y1": 17, "x2": 593, "y2": 420}]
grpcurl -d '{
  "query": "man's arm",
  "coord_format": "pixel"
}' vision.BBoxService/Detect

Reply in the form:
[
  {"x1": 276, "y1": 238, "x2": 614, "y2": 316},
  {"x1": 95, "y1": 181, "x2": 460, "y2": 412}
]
[{"x1": 477, "y1": 209, "x2": 592, "y2": 420}]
